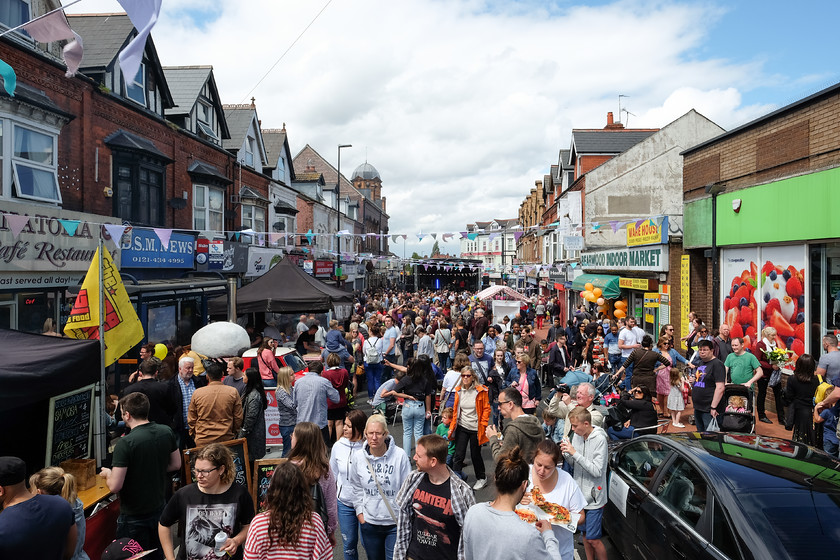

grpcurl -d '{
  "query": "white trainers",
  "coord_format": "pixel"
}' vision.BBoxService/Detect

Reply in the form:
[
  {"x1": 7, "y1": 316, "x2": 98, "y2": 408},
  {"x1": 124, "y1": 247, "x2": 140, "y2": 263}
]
[
  {"x1": 473, "y1": 478, "x2": 488, "y2": 490},
  {"x1": 673, "y1": 423, "x2": 685, "y2": 428}
]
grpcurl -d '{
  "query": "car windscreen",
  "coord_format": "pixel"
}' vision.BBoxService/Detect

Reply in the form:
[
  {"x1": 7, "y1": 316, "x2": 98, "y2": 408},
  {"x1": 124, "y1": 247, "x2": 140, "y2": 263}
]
[
  {"x1": 738, "y1": 489, "x2": 840, "y2": 557},
  {"x1": 283, "y1": 352, "x2": 307, "y2": 373}
]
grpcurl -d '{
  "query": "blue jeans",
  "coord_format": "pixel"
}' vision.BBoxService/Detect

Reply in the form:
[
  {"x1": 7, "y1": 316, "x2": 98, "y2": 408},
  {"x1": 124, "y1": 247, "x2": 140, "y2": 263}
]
[
  {"x1": 491, "y1": 401, "x2": 500, "y2": 428},
  {"x1": 366, "y1": 362, "x2": 384, "y2": 398},
  {"x1": 608, "y1": 354, "x2": 623, "y2": 375},
  {"x1": 279, "y1": 425, "x2": 295, "y2": 458},
  {"x1": 438, "y1": 352, "x2": 450, "y2": 370},
  {"x1": 383, "y1": 354, "x2": 397, "y2": 381},
  {"x1": 359, "y1": 522, "x2": 397, "y2": 560},
  {"x1": 262, "y1": 378, "x2": 277, "y2": 388},
  {"x1": 401, "y1": 400, "x2": 426, "y2": 457},
  {"x1": 338, "y1": 500, "x2": 360, "y2": 560},
  {"x1": 695, "y1": 411, "x2": 715, "y2": 432},
  {"x1": 608, "y1": 425, "x2": 635, "y2": 440},
  {"x1": 116, "y1": 507, "x2": 164, "y2": 560},
  {"x1": 824, "y1": 437, "x2": 839, "y2": 458},
  {"x1": 623, "y1": 361, "x2": 635, "y2": 391}
]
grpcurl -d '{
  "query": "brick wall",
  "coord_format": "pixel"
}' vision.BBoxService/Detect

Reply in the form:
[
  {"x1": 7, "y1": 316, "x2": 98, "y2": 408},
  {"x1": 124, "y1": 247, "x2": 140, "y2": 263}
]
[
  {"x1": 684, "y1": 86, "x2": 840, "y2": 200},
  {"x1": 1, "y1": 38, "x2": 271, "y2": 232}
]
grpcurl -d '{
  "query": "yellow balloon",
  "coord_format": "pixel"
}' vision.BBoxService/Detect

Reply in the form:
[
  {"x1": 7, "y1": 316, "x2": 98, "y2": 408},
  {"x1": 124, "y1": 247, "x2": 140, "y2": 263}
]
[
  {"x1": 586, "y1": 293, "x2": 598, "y2": 303},
  {"x1": 593, "y1": 288, "x2": 602, "y2": 298},
  {"x1": 581, "y1": 291, "x2": 591, "y2": 299},
  {"x1": 614, "y1": 309, "x2": 626, "y2": 319},
  {"x1": 597, "y1": 297, "x2": 605, "y2": 306},
  {"x1": 584, "y1": 283, "x2": 594, "y2": 292},
  {"x1": 154, "y1": 343, "x2": 168, "y2": 360}
]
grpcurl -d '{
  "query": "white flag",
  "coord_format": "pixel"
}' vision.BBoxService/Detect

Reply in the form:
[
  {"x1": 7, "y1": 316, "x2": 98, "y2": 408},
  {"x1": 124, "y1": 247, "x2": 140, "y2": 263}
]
[{"x1": 117, "y1": 0, "x2": 162, "y2": 86}]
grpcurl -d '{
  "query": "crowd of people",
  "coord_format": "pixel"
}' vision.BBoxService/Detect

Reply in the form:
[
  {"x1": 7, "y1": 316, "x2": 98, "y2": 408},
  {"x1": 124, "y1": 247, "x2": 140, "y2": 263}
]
[{"x1": 4, "y1": 287, "x2": 840, "y2": 560}]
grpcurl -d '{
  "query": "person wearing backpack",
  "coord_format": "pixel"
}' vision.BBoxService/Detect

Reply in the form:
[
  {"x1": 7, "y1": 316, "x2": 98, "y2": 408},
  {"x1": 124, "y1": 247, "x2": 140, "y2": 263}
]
[{"x1": 365, "y1": 325, "x2": 386, "y2": 398}]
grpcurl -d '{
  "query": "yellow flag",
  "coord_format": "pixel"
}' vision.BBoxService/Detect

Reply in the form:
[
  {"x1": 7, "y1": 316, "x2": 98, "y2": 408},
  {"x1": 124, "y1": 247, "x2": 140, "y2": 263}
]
[{"x1": 64, "y1": 246, "x2": 144, "y2": 366}]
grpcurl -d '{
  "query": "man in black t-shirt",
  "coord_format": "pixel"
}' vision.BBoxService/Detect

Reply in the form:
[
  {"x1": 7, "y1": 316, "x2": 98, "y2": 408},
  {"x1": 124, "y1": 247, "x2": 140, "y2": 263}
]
[
  {"x1": 295, "y1": 321, "x2": 319, "y2": 355},
  {"x1": 691, "y1": 340, "x2": 726, "y2": 432},
  {"x1": 118, "y1": 358, "x2": 176, "y2": 428},
  {"x1": 393, "y1": 435, "x2": 475, "y2": 560}
]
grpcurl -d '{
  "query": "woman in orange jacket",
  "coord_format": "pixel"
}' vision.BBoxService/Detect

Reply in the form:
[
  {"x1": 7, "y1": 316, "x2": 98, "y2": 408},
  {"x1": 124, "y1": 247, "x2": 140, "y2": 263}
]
[{"x1": 448, "y1": 366, "x2": 491, "y2": 490}]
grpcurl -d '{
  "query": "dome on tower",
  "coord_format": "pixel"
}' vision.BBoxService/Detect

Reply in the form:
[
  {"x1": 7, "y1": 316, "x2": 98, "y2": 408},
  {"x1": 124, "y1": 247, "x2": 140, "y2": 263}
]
[{"x1": 352, "y1": 162, "x2": 381, "y2": 181}]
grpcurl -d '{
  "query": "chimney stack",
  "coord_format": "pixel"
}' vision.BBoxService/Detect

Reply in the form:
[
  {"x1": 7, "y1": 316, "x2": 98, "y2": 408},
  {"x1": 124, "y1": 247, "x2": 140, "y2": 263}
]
[
  {"x1": 607, "y1": 112, "x2": 614, "y2": 125},
  {"x1": 604, "y1": 111, "x2": 625, "y2": 130}
]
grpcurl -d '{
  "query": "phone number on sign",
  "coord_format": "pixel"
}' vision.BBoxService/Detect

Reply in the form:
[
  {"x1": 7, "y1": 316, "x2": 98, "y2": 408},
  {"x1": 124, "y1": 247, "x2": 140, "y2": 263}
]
[{"x1": 126, "y1": 256, "x2": 189, "y2": 264}]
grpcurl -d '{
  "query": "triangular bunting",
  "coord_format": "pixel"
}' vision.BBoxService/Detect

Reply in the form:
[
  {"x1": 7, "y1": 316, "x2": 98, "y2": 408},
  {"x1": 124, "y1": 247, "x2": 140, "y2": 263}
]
[
  {"x1": 513, "y1": 231, "x2": 524, "y2": 241},
  {"x1": 59, "y1": 219, "x2": 81, "y2": 236},
  {"x1": 0, "y1": 58, "x2": 17, "y2": 97},
  {"x1": 103, "y1": 224, "x2": 127, "y2": 247},
  {"x1": 153, "y1": 228, "x2": 172, "y2": 250},
  {"x1": 4, "y1": 214, "x2": 28, "y2": 238}
]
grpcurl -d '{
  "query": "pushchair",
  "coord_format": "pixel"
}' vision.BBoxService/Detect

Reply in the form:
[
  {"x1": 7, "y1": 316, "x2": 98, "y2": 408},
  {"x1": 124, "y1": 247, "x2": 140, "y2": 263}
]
[{"x1": 719, "y1": 384, "x2": 755, "y2": 433}]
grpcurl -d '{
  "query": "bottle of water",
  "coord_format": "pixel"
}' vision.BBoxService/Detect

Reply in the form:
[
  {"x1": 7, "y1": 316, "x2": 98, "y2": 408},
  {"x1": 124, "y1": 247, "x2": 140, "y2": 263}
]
[{"x1": 214, "y1": 532, "x2": 227, "y2": 557}]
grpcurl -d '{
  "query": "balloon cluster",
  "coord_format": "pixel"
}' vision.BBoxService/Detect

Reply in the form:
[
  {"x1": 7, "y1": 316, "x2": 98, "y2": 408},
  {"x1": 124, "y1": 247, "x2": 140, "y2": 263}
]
[{"x1": 579, "y1": 282, "x2": 629, "y2": 319}]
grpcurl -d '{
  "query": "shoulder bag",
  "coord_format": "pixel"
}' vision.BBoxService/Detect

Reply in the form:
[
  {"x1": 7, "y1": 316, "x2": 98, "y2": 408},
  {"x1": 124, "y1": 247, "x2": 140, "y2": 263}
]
[{"x1": 363, "y1": 454, "x2": 397, "y2": 523}]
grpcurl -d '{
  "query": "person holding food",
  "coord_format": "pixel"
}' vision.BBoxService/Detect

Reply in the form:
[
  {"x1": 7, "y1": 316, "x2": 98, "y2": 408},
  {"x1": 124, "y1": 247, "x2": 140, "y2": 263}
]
[
  {"x1": 462, "y1": 446, "x2": 562, "y2": 560},
  {"x1": 520, "y1": 440, "x2": 586, "y2": 560}
]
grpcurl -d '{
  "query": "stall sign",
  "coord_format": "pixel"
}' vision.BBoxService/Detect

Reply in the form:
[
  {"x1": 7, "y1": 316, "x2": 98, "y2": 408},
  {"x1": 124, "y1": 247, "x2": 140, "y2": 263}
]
[
  {"x1": 627, "y1": 216, "x2": 669, "y2": 247},
  {"x1": 314, "y1": 260, "x2": 334, "y2": 278},
  {"x1": 303, "y1": 260, "x2": 314, "y2": 273},
  {"x1": 46, "y1": 384, "x2": 95, "y2": 466},
  {"x1": 121, "y1": 229, "x2": 195, "y2": 268},
  {"x1": 619, "y1": 278, "x2": 655, "y2": 291},
  {"x1": 580, "y1": 245, "x2": 668, "y2": 272},
  {"x1": 644, "y1": 293, "x2": 660, "y2": 307},
  {"x1": 0, "y1": 202, "x2": 121, "y2": 274},
  {"x1": 681, "y1": 255, "x2": 690, "y2": 349}
]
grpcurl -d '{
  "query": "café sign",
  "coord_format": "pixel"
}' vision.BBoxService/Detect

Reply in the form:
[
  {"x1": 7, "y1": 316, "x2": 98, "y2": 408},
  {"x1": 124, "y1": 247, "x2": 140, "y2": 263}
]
[
  {"x1": 626, "y1": 216, "x2": 668, "y2": 247},
  {"x1": 580, "y1": 245, "x2": 668, "y2": 272},
  {"x1": 0, "y1": 202, "x2": 121, "y2": 285}
]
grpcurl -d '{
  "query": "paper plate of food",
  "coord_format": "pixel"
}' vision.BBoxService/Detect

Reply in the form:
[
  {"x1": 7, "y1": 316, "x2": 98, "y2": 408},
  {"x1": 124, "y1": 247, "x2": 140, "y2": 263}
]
[{"x1": 516, "y1": 487, "x2": 581, "y2": 532}]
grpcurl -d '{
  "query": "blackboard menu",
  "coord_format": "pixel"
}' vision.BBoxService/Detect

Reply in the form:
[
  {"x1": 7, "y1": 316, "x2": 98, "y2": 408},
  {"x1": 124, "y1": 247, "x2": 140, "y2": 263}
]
[
  {"x1": 184, "y1": 438, "x2": 251, "y2": 491},
  {"x1": 46, "y1": 384, "x2": 95, "y2": 466},
  {"x1": 252, "y1": 459, "x2": 286, "y2": 513}
]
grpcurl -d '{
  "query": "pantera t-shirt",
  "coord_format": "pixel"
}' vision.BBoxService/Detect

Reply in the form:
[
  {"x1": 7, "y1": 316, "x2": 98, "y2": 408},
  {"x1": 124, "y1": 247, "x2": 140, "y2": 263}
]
[
  {"x1": 406, "y1": 474, "x2": 460, "y2": 560},
  {"x1": 159, "y1": 482, "x2": 255, "y2": 560}
]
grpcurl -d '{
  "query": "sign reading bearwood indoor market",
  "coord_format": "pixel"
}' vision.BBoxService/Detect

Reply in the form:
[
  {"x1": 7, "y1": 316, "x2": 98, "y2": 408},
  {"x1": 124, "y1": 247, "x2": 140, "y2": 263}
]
[{"x1": 580, "y1": 245, "x2": 669, "y2": 272}]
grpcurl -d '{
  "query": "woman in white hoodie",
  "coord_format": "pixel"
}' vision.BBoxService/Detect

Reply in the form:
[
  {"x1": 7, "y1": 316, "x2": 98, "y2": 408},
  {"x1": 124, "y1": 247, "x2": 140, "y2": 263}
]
[
  {"x1": 349, "y1": 414, "x2": 411, "y2": 560},
  {"x1": 330, "y1": 409, "x2": 368, "y2": 560}
]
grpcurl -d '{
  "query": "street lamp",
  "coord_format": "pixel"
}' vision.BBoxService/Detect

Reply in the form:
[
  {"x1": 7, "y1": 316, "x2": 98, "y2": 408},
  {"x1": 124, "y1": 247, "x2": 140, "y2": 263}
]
[
  {"x1": 336, "y1": 144, "x2": 352, "y2": 275},
  {"x1": 705, "y1": 183, "x2": 726, "y2": 326}
]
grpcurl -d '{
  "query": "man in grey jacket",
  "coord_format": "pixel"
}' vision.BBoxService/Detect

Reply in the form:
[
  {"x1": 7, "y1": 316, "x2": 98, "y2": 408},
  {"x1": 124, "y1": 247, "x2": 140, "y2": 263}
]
[
  {"x1": 485, "y1": 387, "x2": 544, "y2": 463},
  {"x1": 294, "y1": 362, "x2": 340, "y2": 445},
  {"x1": 561, "y1": 407, "x2": 608, "y2": 560}
]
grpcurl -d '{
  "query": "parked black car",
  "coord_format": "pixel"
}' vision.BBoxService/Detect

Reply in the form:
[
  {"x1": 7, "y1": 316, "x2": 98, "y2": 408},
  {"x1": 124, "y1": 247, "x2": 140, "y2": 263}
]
[{"x1": 604, "y1": 432, "x2": 840, "y2": 560}]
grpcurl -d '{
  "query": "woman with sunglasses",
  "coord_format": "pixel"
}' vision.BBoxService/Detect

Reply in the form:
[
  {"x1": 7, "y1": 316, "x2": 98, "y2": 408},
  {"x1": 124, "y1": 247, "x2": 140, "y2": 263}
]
[
  {"x1": 606, "y1": 385, "x2": 658, "y2": 440},
  {"x1": 448, "y1": 366, "x2": 490, "y2": 490},
  {"x1": 504, "y1": 354, "x2": 542, "y2": 415},
  {"x1": 159, "y1": 443, "x2": 255, "y2": 560}
]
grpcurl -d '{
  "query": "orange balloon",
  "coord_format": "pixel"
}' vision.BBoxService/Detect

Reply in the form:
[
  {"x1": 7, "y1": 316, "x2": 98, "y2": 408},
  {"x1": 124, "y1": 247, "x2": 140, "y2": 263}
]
[
  {"x1": 593, "y1": 288, "x2": 602, "y2": 298},
  {"x1": 614, "y1": 309, "x2": 626, "y2": 319},
  {"x1": 614, "y1": 300, "x2": 627, "y2": 310},
  {"x1": 584, "y1": 283, "x2": 594, "y2": 292}
]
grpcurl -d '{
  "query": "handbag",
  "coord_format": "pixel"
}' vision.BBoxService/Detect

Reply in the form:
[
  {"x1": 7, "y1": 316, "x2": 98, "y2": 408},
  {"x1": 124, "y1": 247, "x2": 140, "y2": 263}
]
[
  {"x1": 768, "y1": 368, "x2": 783, "y2": 387},
  {"x1": 363, "y1": 455, "x2": 397, "y2": 523}
]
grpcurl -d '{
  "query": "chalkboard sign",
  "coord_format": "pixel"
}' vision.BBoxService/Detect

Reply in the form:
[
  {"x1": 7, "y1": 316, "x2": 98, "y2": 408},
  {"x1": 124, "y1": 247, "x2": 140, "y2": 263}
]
[
  {"x1": 46, "y1": 384, "x2": 96, "y2": 466},
  {"x1": 184, "y1": 438, "x2": 251, "y2": 491},
  {"x1": 252, "y1": 458, "x2": 286, "y2": 513}
]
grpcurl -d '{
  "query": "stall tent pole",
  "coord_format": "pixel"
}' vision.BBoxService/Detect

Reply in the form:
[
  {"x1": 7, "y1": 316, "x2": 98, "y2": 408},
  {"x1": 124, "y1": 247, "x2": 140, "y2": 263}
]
[{"x1": 95, "y1": 235, "x2": 106, "y2": 466}]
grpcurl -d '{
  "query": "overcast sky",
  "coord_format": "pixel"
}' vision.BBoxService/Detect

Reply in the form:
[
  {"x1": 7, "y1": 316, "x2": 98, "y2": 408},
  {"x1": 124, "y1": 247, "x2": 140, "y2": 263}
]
[{"x1": 64, "y1": 0, "x2": 840, "y2": 259}]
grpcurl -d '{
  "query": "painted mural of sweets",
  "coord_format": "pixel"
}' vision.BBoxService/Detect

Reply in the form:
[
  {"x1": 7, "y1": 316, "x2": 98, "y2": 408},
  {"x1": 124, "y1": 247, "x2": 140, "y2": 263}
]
[{"x1": 723, "y1": 260, "x2": 805, "y2": 359}]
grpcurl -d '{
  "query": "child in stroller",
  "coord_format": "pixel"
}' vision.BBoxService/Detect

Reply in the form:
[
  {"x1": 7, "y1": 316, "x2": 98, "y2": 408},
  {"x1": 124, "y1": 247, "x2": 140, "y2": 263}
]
[{"x1": 720, "y1": 384, "x2": 755, "y2": 433}]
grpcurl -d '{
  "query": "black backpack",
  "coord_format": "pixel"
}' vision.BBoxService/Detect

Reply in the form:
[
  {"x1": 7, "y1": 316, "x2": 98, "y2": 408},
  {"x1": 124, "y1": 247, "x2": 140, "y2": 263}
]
[{"x1": 311, "y1": 481, "x2": 328, "y2": 531}]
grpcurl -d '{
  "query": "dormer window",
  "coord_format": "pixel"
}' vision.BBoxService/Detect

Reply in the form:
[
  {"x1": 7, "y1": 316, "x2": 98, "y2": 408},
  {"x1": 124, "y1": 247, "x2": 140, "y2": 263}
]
[
  {"x1": 125, "y1": 63, "x2": 146, "y2": 106},
  {"x1": 243, "y1": 136, "x2": 255, "y2": 167},
  {"x1": 197, "y1": 101, "x2": 212, "y2": 125},
  {"x1": 0, "y1": 1, "x2": 31, "y2": 38}
]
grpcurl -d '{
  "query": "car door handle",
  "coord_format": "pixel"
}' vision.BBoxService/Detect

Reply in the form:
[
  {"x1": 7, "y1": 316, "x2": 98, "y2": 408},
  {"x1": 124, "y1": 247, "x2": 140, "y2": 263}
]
[{"x1": 670, "y1": 543, "x2": 686, "y2": 559}]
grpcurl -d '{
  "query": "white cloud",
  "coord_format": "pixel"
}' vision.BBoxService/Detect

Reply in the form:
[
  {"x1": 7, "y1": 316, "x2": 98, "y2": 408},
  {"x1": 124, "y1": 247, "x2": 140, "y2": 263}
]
[{"x1": 65, "y1": 0, "x2": 776, "y2": 258}]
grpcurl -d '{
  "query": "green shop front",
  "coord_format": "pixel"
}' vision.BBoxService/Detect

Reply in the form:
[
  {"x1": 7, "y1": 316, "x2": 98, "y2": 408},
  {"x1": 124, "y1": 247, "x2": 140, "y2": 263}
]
[{"x1": 684, "y1": 166, "x2": 840, "y2": 358}]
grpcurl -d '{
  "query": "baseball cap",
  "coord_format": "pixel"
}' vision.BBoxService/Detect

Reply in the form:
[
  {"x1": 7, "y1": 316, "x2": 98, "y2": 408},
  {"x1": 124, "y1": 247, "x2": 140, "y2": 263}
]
[
  {"x1": 102, "y1": 538, "x2": 156, "y2": 560},
  {"x1": 0, "y1": 456, "x2": 26, "y2": 486}
]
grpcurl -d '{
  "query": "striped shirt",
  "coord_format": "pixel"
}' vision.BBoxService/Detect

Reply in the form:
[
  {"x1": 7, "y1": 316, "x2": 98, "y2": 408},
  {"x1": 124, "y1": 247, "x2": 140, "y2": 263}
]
[{"x1": 243, "y1": 511, "x2": 331, "y2": 560}]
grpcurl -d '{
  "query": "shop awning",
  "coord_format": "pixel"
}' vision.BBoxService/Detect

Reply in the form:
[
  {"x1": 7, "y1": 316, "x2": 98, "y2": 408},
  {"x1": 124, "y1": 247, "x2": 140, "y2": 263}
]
[{"x1": 571, "y1": 273, "x2": 621, "y2": 299}]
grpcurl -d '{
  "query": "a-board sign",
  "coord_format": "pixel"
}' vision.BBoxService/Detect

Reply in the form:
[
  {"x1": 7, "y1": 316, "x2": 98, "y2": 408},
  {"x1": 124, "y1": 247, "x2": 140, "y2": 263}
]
[
  {"x1": 183, "y1": 438, "x2": 251, "y2": 491},
  {"x1": 252, "y1": 458, "x2": 286, "y2": 513},
  {"x1": 46, "y1": 384, "x2": 96, "y2": 466}
]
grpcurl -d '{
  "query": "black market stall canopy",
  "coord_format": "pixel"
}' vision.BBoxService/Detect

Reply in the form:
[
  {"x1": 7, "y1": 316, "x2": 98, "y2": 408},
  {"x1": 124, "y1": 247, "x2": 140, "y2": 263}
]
[
  {"x1": 571, "y1": 273, "x2": 622, "y2": 299},
  {"x1": 0, "y1": 328, "x2": 100, "y2": 410},
  {"x1": 209, "y1": 256, "x2": 354, "y2": 315},
  {"x1": 0, "y1": 329, "x2": 101, "y2": 471}
]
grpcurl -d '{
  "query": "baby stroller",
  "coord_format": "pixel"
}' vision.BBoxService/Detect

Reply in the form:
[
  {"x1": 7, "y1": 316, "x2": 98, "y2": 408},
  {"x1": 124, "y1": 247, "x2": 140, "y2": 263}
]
[{"x1": 719, "y1": 384, "x2": 755, "y2": 433}]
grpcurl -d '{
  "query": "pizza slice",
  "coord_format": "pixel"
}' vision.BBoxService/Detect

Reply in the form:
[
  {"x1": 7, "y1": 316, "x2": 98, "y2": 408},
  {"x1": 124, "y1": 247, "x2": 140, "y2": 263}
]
[
  {"x1": 515, "y1": 508, "x2": 538, "y2": 524},
  {"x1": 531, "y1": 487, "x2": 571, "y2": 523}
]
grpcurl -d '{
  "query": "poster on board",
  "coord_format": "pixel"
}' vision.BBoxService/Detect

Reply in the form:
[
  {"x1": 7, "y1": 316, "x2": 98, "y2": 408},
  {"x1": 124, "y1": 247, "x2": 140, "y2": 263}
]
[{"x1": 183, "y1": 438, "x2": 251, "y2": 491}]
